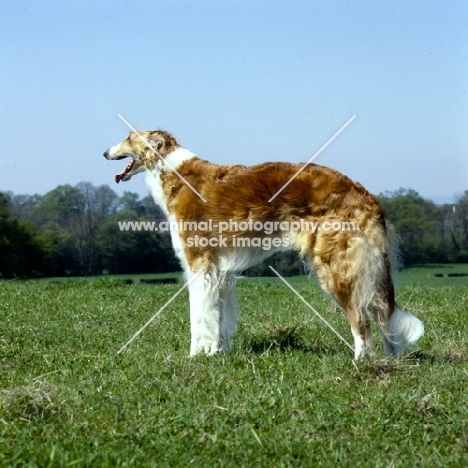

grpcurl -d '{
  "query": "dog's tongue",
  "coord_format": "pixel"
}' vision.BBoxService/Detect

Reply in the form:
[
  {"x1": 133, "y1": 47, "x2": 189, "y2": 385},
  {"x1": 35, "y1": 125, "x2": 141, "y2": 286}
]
[{"x1": 115, "y1": 161, "x2": 134, "y2": 184}]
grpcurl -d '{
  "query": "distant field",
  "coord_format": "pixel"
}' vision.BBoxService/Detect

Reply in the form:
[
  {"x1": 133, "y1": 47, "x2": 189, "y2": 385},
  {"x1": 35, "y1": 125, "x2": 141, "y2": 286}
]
[
  {"x1": 1, "y1": 266, "x2": 467, "y2": 466},
  {"x1": 37, "y1": 263, "x2": 468, "y2": 287},
  {"x1": 397, "y1": 263, "x2": 468, "y2": 287}
]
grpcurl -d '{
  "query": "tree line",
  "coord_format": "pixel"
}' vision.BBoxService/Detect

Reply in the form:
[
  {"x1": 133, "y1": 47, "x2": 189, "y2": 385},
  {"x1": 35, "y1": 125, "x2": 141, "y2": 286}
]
[
  {"x1": 1, "y1": 184, "x2": 467, "y2": 278},
  {"x1": 0, "y1": 183, "x2": 178, "y2": 278}
]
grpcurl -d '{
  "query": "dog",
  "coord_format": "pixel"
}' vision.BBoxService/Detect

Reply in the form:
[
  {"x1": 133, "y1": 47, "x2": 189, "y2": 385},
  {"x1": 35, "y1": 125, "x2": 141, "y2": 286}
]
[{"x1": 103, "y1": 130, "x2": 424, "y2": 359}]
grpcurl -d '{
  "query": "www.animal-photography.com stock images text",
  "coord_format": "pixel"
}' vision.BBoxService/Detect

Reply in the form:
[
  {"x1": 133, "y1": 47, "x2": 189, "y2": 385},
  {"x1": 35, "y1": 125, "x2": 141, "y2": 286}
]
[{"x1": 1, "y1": 1, "x2": 467, "y2": 466}]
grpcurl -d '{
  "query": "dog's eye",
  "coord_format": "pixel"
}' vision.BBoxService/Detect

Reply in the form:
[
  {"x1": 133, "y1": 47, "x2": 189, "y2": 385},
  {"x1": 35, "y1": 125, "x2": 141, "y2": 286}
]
[{"x1": 127, "y1": 136, "x2": 131, "y2": 142}]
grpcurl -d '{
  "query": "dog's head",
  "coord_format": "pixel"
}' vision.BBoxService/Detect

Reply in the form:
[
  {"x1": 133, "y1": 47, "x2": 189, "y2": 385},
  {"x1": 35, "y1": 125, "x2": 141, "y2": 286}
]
[{"x1": 103, "y1": 130, "x2": 178, "y2": 184}]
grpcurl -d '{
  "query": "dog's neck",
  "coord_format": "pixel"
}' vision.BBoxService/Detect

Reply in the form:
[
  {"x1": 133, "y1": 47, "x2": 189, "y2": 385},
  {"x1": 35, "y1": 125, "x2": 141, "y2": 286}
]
[
  {"x1": 145, "y1": 146, "x2": 197, "y2": 216},
  {"x1": 157, "y1": 146, "x2": 196, "y2": 173}
]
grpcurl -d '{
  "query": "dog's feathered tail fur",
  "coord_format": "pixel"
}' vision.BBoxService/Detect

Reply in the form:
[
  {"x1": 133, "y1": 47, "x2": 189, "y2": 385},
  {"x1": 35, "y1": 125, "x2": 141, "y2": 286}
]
[{"x1": 310, "y1": 215, "x2": 423, "y2": 358}]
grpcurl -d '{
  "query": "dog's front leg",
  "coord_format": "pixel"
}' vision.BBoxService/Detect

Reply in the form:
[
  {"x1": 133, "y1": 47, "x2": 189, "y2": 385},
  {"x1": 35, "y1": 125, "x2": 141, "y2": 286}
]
[
  {"x1": 187, "y1": 268, "x2": 222, "y2": 356},
  {"x1": 218, "y1": 273, "x2": 239, "y2": 352}
]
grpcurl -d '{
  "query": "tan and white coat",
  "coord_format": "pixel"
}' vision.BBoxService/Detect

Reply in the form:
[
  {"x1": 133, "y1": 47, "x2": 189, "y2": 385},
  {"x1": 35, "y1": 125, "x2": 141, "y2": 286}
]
[{"x1": 104, "y1": 130, "x2": 424, "y2": 358}]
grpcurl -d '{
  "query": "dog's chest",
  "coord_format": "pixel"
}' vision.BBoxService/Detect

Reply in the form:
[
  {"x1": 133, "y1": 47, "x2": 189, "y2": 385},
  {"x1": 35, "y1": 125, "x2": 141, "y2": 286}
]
[{"x1": 146, "y1": 170, "x2": 170, "y2": 217}]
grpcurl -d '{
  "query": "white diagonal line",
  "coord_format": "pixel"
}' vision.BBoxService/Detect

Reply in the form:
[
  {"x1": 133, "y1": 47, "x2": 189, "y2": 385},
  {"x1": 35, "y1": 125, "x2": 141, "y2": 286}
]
[
  {"x1": 118, "y1": 114, "x2": 207, "y2": 203},
  {"x1": 116, "y1": 270, "x2": 202, "y2": 354},
  {"x1": 268, "y1": 266, "x2": 354, "y2": 354},
  {"x1": 268, "y1": 115, "x2": 356, "y2": 202}
]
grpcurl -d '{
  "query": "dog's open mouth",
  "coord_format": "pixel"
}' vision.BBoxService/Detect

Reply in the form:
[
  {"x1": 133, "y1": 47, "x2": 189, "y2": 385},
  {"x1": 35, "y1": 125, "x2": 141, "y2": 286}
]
[{"x1": 115, "y1": 160, "x2": 134, "y2": 184}]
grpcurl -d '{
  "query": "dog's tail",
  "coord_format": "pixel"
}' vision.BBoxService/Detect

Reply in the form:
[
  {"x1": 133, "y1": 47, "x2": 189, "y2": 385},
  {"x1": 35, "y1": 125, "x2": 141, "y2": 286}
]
[{"x1": 381, "y1": 306, "x2": 425, "y2": 355}]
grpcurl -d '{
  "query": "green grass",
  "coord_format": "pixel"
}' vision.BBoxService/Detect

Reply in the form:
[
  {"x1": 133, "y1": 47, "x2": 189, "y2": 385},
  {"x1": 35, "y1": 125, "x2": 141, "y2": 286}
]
[{"x1": 1, "y1": 268, "x2": 467, "y2": 467}]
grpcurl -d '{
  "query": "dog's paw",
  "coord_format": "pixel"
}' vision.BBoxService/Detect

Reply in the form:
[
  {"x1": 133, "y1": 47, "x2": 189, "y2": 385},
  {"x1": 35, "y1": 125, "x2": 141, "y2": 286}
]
[{"x1": 189, "y1": 339, "x2": 232, "y2": 356}]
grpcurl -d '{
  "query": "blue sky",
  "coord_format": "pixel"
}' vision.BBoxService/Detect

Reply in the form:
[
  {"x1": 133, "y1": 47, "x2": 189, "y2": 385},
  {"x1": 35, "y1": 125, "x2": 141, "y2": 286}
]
[{"x1": 1, "y1": 0, "x2": 467, "y2": 204}]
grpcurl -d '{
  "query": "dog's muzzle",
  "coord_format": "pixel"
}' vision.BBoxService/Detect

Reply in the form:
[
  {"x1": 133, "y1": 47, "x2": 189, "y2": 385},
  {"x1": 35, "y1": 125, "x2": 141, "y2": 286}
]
[{"x1": 103, "y1": 149, "x2": 127, "y2": 160}]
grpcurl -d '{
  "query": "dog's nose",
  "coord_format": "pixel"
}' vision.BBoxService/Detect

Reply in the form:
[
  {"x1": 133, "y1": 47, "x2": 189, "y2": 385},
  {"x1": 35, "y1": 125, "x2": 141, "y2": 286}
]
[{"x1": 103, "y1": 150, "x2": 109, "y2": 159}]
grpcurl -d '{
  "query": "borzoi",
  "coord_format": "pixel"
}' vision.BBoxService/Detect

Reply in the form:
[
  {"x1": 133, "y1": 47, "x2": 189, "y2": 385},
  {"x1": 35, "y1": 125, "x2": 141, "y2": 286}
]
[{"x1": 104, "y1": 130, "x2": 424, "y2": 359}]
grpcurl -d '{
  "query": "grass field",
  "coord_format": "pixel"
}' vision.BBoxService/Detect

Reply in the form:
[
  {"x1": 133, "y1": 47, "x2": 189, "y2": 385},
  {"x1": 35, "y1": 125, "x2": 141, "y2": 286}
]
[{"x1": 1, "y1": 266, "x2": 467, "y2": 467}]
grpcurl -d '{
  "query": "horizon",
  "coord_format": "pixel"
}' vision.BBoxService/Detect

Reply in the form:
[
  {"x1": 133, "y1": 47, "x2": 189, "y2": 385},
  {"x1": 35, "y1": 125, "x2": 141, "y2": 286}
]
[
  {"x1": 1, "y1": 1, "x2": 467, "y2": 206},
  {"x1": 3, "y1": 175, "x2": 463, "y2": 207}
]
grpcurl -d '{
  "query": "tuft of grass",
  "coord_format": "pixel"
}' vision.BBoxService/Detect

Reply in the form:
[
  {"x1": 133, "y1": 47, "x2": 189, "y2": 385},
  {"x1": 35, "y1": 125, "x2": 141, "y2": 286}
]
[
  {"x1": 248, "y1": 324, "x2": 307, "y2": 353},
  {"x1": 1, "y1": 380, "x2": 57, "y2": 420},
  {"x1": 446, "y1": 349, "x2": 467, "y2": 364}
]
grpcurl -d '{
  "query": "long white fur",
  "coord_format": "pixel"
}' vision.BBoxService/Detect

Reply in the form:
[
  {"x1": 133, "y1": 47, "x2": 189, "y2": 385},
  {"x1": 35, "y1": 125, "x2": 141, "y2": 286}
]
[
  {"x1": 162, "y1": 148, "x2": 196, "y2": 173},
  {"x1": 185, "y1": 267, "x2": 239, "y2": 355},
  {"x1": 383, "y1": 307, "x2": 425, "y2": 354}
]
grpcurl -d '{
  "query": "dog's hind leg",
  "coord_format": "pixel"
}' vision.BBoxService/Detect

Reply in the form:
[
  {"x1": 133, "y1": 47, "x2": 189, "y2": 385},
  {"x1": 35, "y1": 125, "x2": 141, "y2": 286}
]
[
  {"x1": 310, "y1": 231, "x2": 381, "y2": 359},
  {"x1": 187, "y1": 266, "x2": 223, "y2": 356},
  {"x1": 335, "y1": 292, "x2": 374, "y2": 360},
  {"x1": 319, "y1": 226, "x2": 424, "y2": 358},
  {"x1": 311, "y1": 255, "x2": 373, "y2": 359},
  {"x1": 344, "y1": 228, "x2": 424, "y2": 357}
]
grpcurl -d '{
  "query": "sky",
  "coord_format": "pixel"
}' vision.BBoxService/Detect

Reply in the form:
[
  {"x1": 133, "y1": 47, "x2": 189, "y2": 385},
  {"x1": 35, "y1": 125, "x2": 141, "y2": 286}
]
[{"x1": 1, "y1": 0, "x2": 467, "y2": 204}]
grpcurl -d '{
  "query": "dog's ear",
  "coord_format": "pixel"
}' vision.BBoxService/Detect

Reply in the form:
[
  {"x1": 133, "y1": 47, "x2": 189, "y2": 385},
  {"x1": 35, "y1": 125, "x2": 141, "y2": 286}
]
[{"x1": 148, "y1": 133, "x2": 167, "y2": 153}]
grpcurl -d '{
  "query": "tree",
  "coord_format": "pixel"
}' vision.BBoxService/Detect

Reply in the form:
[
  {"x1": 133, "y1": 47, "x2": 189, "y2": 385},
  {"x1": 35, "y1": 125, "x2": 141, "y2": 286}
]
[
  {"x1": 0, "y1": 192, "x2": 48, "y2": 278},
  {"x1": 39, "y1": 221, "x2": 75, "y2": 276},
  {"x1": 34, "y1": 183, "x2": 119, "y2": 275},
  {"x1": 72, "y1": 182, "x2": 118, "y2": 274},
  {"x1": 97, "y1": 210, "x2": 179, "y2": 274},
  {"x1": 448, "y1": 191, "x2": 468, "y2": 262},
  {"x1": 9, "y1": 193, "x2": 43, "y2": 220},
  {"x1": 119, "y1": 191, "x2": 145, "y2": 215},
  {"x1": 141, "y1": 195, "x2": 166, "y2": 220},
  {"x1": 379, "y1": 189, "x2": 438, "y2": 264}
]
